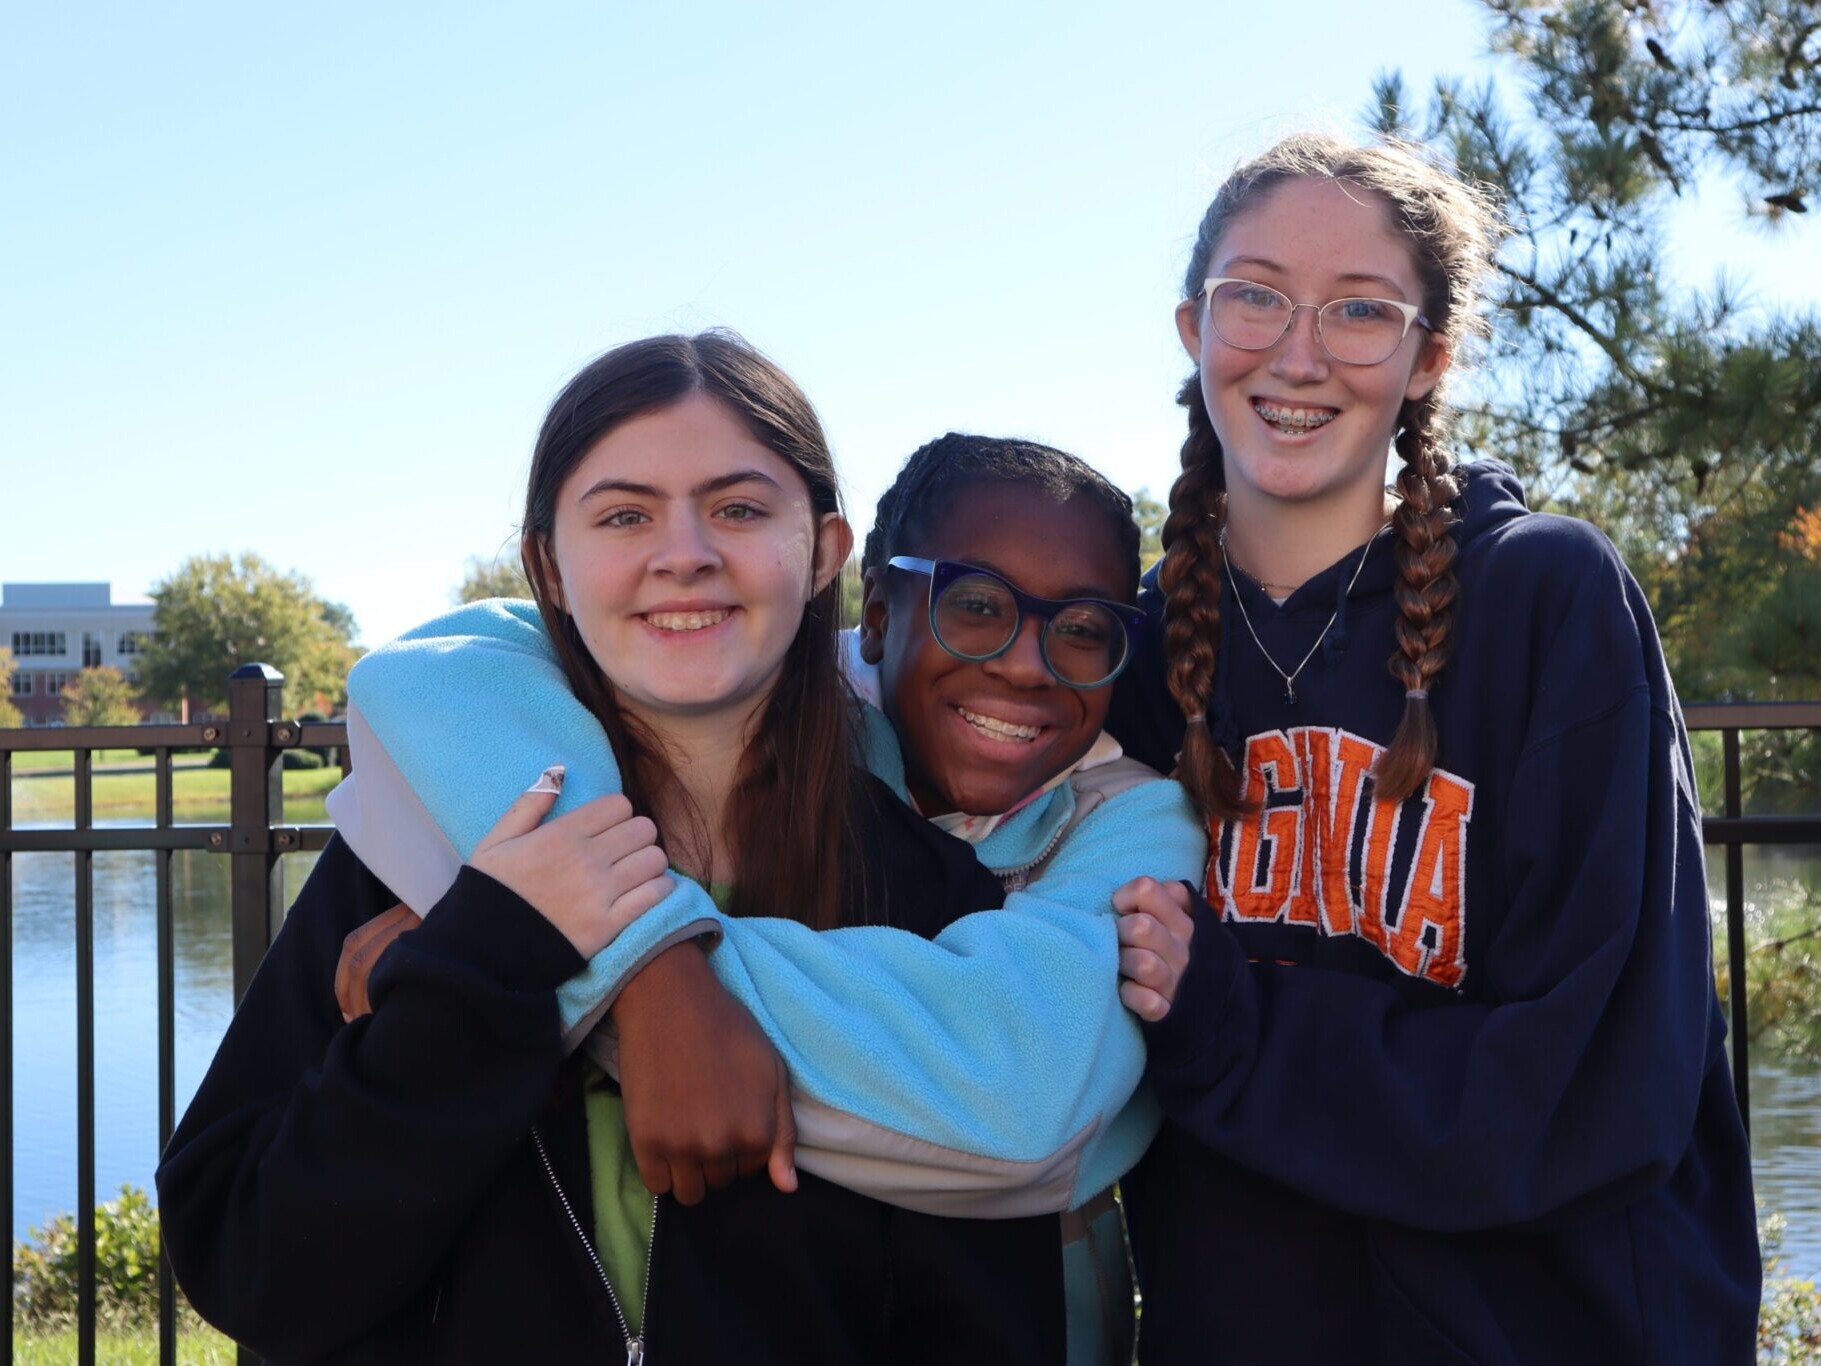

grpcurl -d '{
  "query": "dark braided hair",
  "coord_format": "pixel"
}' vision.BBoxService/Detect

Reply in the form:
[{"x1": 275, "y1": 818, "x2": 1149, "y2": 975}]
[
  {"x1": 1158, "y1": 380, "x2": 1252, "y2": 820},
  {"x1": 1162, "y1": 134, "x2": 1506, "y2": 816},
  {"x1": 863, "y1": 432, "x2": 1140, "y2": 596}
]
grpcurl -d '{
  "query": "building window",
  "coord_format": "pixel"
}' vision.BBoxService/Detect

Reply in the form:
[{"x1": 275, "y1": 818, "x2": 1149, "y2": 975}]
[
  {"x1": 10, "y1": 673, "x2": 30, "y2": 697},
  {"x1": 10, "y1": 632, "x2": 67, "y2": 657},
  {"x1": 44, "y1": 673, "x2": 69, "y2": 697},
  {"x1": 82, "y1": 633, "x2": 101, "y2": 668},
  {"x1": 117, "y1": 631, "x2": 152, "y2": 656}
]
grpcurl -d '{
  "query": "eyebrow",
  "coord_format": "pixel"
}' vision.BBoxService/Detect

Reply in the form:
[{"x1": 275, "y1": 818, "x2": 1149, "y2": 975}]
[
  {"x1": 576, "y1": 468, "x2": 784, "y2": 504},
  {"x1": 1218, "y1": 255, "x2": 1410, "y2": 299},
  {"x1": 962, "y1": 557, "x2": 1125, "y2": 602}
]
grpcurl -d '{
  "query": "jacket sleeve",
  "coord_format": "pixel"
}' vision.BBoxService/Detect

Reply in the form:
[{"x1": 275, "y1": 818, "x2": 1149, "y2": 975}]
[
  {"x1": 342, "y1": 602, "x2": 1206, "y2": 1212},
  {"x1": 691, "y1": 777, "x2": 1199, "y2": 1213},
  {"x1": 1143, "y1": 567, "x2": 1721, "y2": 1232},
  {"x1": 154, "y1": 836, "x2": 584, "y2": 1359}
]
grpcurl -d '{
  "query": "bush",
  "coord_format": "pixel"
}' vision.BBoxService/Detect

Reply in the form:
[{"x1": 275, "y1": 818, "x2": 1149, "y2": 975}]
[
  {"x1": 206, "y1": 746, "x2": 325, "y2": 770},
  {"x1": 1760, "y1": 1211, "x2": 1821, "y2": 1364},
  {"x1": 295, "y1": 709, "x2": 342, "y2": 767},
  {"x1": 13, "y1": 1186, "x2": 161, "y2": 1328}
]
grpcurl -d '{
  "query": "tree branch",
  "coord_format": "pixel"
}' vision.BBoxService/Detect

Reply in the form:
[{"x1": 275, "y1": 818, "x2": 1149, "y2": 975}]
[
  {"x1": 1654, "y1": 103, "x2": 1821, "y2": 135},
  {"x1": 1497, "y1": 260, "x2": 1677, "y2": 395},
  {"x1": 1754, "y1": 923, "x2": 1821, "y2": 955}
]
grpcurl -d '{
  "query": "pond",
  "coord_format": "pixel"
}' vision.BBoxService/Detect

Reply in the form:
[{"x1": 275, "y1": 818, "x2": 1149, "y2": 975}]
[{"x1": 8, "y1": 831, "x2": 1821, "y2": 1286}]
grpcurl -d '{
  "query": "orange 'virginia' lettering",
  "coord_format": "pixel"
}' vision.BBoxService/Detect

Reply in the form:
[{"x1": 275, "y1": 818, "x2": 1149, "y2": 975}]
[
  {"x1": 1209, "y1": 727, "x2": 1474, "y2": 990},
  {"x1": 1386, "y1": 771, "x2": 1475, "y2": 987},
  {"x1": 1228, "y1": 731, "x2": 1299, "y2": 922}
]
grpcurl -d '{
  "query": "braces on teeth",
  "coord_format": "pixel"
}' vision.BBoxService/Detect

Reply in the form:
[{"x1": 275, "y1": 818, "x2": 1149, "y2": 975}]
[
  {"x1": 958, "y1": 706, "x2": 1039, "y2": 741},
  {"x1": 1254, "y1": 401, "x2": 1337, "y2": 430}
]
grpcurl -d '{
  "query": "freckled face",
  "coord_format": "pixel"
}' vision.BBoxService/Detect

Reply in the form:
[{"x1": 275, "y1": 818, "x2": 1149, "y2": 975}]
[
  {"x1": 543, "y1": 392, "x2": 848, "y2": 727},
  {"x1": 863, "y1": 483, "x2": 1132, "y2": 817},
  {"x1": 1175, "y1": 178, "x2": 1451, "y2": 523}
]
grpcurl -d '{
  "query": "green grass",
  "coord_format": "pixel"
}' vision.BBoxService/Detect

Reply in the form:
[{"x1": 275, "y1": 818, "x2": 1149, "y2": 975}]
[
  {"x1": 10, "y1": 1320, "x2": 237, "y2": 1364},
  {"x1": 10, "y1": 766, "x2": 343, "y2": 824},
  {"x1": 6, "y1": 748, "x2": 206, "y2": 774}
]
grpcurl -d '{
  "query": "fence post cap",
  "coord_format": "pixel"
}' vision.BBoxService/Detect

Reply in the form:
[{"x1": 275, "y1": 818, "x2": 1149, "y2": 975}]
[{"x1": 228, "y1": 663, "x2": 285, "y2": 683}]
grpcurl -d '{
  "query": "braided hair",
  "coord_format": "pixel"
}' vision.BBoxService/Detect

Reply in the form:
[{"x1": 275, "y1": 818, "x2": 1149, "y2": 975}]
[
  {"x1": 1162, "y1": 134, "x2": 1506, "y2": 816},
  {"x1": 863, "y1": 432, "x2": 1140, "y2": 594}
]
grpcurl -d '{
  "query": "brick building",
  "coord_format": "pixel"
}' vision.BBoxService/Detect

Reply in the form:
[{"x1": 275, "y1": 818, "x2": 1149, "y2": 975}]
[{"x1": 1, "y1": 583, "x2": 167, "y2": 726}]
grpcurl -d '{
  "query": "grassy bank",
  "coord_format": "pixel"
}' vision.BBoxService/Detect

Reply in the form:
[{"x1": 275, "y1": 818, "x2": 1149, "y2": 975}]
[
  {"x1": 7, "y1": 748, "x2": 199, "y2": 775},
  {"x1": 10, "y1": 1322, "x2": 236, "y2": 1364},
  {"x1": 9, "y1": 766, "x2": 342, "y2": 825}
]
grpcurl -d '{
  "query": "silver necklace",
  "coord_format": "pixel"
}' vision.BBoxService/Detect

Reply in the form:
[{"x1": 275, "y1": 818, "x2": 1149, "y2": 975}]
[{"x1": 1220, "y1": 525, "x2": 1379, "y2": 706}]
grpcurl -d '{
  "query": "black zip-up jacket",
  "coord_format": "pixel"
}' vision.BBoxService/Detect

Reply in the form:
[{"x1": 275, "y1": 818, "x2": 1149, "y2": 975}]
[{"x1": 157, "y1": 774, "x2": 1063, "y2": 1364}]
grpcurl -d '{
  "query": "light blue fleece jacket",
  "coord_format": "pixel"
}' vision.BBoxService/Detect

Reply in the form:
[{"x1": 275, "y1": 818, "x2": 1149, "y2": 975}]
[{"x1": 330, "y1": 600, "x2": 1205, "y2": 1213}]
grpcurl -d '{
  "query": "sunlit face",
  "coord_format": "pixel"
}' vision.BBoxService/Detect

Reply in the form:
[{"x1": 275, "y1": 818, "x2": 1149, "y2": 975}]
[
  {"x1": 1174, "y1": 178, "x2": 1451, "y2": 522},
  {"x1": 541, "y1": 392, "x2": 850, "y2": 729},
  {"x1": 860, "y1": 482, "x2": 1130, "y2": 817}
]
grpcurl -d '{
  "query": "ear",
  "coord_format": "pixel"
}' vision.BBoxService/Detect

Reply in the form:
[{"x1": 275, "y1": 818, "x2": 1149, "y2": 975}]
[
  {"x1": 810, "y1": 513, "x2": 855, "y2": 596},
  {"x1": 522, "y1": 532, "x2": 565, "y2": 613},
  {"x1": 1174, "y1": 295, "x2": 1205, "y2": 362},
  {"x1": 858, "y1": 567, "x2": 889, "y2": 665},
  {"x1": 1404, "y1": 335, "x2": 1452, "y2": 404}
]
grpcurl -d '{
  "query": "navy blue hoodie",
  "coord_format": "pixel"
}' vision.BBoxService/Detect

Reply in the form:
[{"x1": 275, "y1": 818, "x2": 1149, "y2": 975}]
[{"x1": 1107, "y1": 460, "x2": 1759, "y2": 1365}]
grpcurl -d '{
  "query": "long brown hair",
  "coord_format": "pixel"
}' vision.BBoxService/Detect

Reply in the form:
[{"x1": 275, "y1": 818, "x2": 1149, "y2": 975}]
[
  {"x1": 519, "y1": 331, "x2": 856, "y2": 929},
  {"x1": 1160, "y1": 134, "x2": 1506, "y2": 819}
]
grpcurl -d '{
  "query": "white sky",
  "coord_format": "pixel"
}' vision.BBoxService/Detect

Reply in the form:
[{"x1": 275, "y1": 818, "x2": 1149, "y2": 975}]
[{"x1": 5, "y1": 1, "x2": 1815, "y2": 647}]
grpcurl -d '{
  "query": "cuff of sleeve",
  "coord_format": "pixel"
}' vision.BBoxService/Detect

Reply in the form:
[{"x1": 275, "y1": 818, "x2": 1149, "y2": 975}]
[
  {"x1": 412, "y1": 865, "x2": 586, "y2": 994},
  {"x1": 553, "y1": 876, "x2": 727, "y2": 1047},
  {"x1": 1142, "y1": 889, "x2": 1243, "y2": 1075}
]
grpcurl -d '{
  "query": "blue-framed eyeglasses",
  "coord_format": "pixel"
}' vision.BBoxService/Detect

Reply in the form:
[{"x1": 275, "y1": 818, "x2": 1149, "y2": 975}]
[{"x1": 886, "y1": 556, "x2": 1144, "y2": 690}]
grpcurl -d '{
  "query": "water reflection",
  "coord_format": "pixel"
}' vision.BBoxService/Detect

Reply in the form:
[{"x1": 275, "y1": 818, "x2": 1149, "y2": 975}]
[{"x1": 9, "y1": 838, "x2": 316, "y2": 1243}]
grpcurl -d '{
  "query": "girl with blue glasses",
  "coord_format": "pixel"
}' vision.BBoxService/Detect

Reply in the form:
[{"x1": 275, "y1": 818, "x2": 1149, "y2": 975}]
[{"x1": 160, "y1": 337, "x2": 1201, "y2": 1364}]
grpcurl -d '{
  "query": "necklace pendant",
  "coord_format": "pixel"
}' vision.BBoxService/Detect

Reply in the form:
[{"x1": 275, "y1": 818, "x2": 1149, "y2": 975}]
[{"x1": 1284, "y1": 682, "x2": 1297, "y2": 706}]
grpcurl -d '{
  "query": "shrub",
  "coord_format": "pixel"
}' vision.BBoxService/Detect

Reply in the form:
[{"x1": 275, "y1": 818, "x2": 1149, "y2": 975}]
[
  {"x1": 206, "y1": 747, "x2": 325, "y2": 770},
  {"x1": 13, "y1": 1186, "x2": 162, "y2": 1328},
  {"x1": 1760, "y1": 1211, "x2": 1821, "y2": 1364},
  {"x1": 295, "y1": 709, "x2": 342, "y2": 767}
]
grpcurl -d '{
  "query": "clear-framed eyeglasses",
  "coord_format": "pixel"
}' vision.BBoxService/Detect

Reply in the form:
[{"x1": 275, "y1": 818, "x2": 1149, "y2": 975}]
[
  {"x1": 886, "y1": 556, "x2": 1145, "y2": 690},
  {"x1": 1199, "y1": 277, "x2": 1434, "y2": 367}
]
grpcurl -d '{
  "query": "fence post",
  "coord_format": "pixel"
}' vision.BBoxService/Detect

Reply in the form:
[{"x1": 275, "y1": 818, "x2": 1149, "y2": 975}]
[
  {"x1": 227, "y1": 664, "x2": 285, "y2": 1007},
  {"x1": 1723, "y1": 728, "x2": 1750, "y2": 1137}
]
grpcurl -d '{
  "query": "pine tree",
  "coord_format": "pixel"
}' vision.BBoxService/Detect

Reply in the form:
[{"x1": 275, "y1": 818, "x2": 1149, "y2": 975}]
[{"x1": 1378, "y1": 0, "x2": 1820, "y2": 700}]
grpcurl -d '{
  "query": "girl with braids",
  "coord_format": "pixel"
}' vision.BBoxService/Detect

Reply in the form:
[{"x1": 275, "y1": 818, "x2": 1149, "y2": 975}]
[{"x1": 1106, "y1": 133, "x2": 1761, "y2": 1363}]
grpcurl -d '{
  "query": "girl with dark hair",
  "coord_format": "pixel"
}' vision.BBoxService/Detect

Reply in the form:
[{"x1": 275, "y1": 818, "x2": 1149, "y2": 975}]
[
  {"x1": 1106, "y1": 133, "x2": 1761, "y2": 1364},
  {"x1": 159, "y1": 335, "x2": 1204, "y2": 1364}
]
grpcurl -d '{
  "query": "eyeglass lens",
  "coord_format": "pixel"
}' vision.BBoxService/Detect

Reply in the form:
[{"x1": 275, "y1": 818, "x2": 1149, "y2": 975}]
[
  {"x1": 932, "y1": 573, "x2": 1126, "y2": 686},
  {"x1": 1208, "y1": 281, "x2": 1409, "y2": 365}
]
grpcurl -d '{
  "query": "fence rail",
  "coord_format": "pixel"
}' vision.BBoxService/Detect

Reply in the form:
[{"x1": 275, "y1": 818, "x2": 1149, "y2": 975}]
[{"x1": 3, "y1": 677, "x2": 1818, "y2": 1366}]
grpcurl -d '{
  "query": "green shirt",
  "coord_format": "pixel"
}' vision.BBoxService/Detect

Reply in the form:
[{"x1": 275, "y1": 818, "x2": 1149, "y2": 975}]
[{"x1": 582, "y1": 881, "x2": 733, "y2": 1333}]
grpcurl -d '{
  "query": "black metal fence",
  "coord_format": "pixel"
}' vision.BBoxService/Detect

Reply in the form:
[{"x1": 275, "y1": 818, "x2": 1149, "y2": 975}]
[
  {"x1": 1, "y1": 674, "x2": 1818, "y2": 1365},
  {"x1": 1682, "y1": 701, "x2": 1821, "y2": 1135},
  {"x1": 3, "y1": 666, "x2": 341, "y2": 1366}
]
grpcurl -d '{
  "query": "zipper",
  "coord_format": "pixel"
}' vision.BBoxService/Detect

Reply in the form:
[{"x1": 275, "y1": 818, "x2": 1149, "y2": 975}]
[
  {"x1": 531, "y1": 1126, "x2": 659, "y2": 1366},
  {"x1": 995, "y1": 811, "x2": 1073, "y2": 894}
]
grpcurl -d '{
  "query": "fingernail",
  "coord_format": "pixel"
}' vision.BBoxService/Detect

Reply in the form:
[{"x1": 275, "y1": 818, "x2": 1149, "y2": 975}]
[{"x1": 528, "y1": 764, "x2": 565, "y2": 795}]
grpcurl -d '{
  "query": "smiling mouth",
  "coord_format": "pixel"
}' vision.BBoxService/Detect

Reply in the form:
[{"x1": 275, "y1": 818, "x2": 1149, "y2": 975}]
[
  {"x1": 955, "y1": 705, "x2": 1043, "y2": 744},
  {"x1": 1252, "y1": 398, "x2": 1338, "y2": 436},
  {"x1": 644, "y1": 608, "x2": 733, "y2": 632}
]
